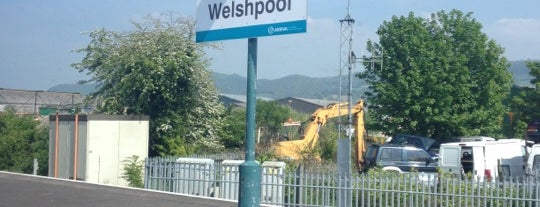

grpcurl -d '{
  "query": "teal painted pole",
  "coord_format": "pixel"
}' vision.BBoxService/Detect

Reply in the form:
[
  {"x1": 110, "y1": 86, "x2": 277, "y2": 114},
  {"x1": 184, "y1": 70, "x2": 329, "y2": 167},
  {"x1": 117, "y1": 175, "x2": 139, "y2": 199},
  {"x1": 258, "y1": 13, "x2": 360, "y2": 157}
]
[{"x1": 239, "y1": 37, "x2": 261, "y2": 207}]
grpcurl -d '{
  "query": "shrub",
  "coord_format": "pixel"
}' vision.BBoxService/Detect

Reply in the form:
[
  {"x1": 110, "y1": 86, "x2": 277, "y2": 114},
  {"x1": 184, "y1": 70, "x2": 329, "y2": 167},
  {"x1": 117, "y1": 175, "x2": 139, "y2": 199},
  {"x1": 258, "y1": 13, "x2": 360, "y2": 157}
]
[{"x1": 121, "y1": 155, "x2": 144, "y2": 188}]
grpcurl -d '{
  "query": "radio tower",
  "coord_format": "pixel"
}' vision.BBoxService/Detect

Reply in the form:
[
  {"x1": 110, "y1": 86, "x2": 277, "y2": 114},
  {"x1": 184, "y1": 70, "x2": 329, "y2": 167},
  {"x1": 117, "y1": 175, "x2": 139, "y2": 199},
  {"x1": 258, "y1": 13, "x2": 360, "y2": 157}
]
[
  {"x1": 336, "y1": 1, "x2": 355, "y2": 206},
  {"x1": 338, "y1": 0, "x2": 355, "y2": 142}
]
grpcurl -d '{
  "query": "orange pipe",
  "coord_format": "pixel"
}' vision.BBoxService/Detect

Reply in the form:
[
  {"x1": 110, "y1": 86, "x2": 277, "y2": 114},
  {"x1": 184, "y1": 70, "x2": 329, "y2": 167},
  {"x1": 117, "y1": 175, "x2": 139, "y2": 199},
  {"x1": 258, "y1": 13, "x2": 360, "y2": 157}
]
[
  {"x1": 73, "y1": 113, "x2": 79, "y2": 180},
  {"x1": 54, "y1": 112, "x2": 59, "y2": 178}
]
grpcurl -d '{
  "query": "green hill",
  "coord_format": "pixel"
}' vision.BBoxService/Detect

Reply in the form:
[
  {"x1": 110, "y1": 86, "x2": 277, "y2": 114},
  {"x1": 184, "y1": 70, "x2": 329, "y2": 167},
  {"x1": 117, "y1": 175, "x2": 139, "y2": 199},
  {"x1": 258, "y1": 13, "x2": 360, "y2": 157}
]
[
  {"x1": 214, "y1": 73, "x2": 367, "y2": 100},
  {"x1": 48, "y1": 61, "x2": 536, "y2": 99}
]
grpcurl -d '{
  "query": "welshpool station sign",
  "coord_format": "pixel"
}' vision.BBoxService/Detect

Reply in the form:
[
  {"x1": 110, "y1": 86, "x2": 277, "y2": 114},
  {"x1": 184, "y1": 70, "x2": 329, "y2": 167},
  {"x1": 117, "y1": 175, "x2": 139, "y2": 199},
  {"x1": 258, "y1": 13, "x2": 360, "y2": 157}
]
[{"x1": 196, "y1": 0, "x2": 307, "y2": 42}]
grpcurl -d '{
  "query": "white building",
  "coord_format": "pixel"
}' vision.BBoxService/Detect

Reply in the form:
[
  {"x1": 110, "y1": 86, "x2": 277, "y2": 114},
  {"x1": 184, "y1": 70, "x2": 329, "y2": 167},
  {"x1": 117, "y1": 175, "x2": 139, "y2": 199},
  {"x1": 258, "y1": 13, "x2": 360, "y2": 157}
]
[{"x1": 48, "y1": 114, "x2": 149, "y2": 187}]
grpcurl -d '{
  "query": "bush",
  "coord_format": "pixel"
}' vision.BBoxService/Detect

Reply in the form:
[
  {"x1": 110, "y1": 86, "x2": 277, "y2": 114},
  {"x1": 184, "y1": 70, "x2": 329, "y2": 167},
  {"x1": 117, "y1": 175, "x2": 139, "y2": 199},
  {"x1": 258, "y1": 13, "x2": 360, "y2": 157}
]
[
  {"x1": 0, "y1": 108, "x2": 49, "y2": 175},
  {"x1": 121, "y1": 155, "x2": 144, "y2": 188}
]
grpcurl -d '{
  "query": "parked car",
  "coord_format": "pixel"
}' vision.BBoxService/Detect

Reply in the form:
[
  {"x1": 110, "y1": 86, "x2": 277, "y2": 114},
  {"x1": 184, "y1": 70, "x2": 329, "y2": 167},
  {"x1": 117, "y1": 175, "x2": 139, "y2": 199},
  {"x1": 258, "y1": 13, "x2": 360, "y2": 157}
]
[{"x1": 364, "y1": 144, "x2": 438, "y2": 173}]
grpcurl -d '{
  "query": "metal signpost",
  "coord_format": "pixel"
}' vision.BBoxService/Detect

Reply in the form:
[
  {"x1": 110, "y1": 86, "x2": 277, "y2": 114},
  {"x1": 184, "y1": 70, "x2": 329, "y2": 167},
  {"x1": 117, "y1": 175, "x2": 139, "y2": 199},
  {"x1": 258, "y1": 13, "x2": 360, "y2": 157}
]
[{"x1": 196, "y1": 1, "x2": 307, "y2": 206}]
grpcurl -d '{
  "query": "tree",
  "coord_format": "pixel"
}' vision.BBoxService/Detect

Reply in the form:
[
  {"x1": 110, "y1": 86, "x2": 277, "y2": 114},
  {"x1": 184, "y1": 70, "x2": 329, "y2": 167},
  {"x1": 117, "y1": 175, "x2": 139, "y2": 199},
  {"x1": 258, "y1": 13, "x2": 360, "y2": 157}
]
[
  {"x1": 219, "y1": 107, "x2": 246, "y2": 149},
  {"x1": 510, "y1": 61, "x2": 540, "y2": 136},
  {"x1": 72, "y1": 15, "x2": 225, "y2": 156},
  {"x1": 256, "y1": 100, "x2": 293, "y2": 145},
  {"x1": 0, "y1": 108, "x2": 49, "y2": 175},
  {"x1": 317, "y1": 120, "x2": 339, "y2": 161},
  {"x1": 358, "y1": 10, "x2": 512, "y2": 140}
]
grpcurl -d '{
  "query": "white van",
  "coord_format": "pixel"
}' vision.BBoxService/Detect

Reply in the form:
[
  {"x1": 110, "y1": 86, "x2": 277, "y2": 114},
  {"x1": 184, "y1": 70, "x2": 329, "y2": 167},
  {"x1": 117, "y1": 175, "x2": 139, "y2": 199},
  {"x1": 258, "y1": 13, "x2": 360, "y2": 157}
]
[
  {"x1": 526, "y1": 144, "x2": 540, "y2": 177},
  {"x1": 459, "y1": 136, "x2": 495, "y2": 142},
  {"x1": 439, "y1": 138, "x2": 527, "y2": 181}
]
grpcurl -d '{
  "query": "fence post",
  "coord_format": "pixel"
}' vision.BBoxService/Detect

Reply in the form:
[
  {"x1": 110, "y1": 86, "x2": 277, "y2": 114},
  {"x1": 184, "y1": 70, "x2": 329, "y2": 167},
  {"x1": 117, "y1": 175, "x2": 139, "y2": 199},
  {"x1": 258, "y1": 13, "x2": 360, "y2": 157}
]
[
  {"x1": 144, "y1": 158, "x2": 148, "y2": 189},
  {"x1": 295, "y1": 164, "x2": 303, "y2": 206},
  {"x1": 33, "y1": 158, "x2": 38, "y2": 175}
]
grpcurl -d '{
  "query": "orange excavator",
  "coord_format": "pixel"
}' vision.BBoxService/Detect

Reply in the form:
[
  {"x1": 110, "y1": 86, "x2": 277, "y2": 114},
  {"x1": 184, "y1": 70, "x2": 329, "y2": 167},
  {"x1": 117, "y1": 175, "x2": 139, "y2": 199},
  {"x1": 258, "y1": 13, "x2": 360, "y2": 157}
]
[{"x1": 274, "y1": 100, "x2": 370, "y2": 169}]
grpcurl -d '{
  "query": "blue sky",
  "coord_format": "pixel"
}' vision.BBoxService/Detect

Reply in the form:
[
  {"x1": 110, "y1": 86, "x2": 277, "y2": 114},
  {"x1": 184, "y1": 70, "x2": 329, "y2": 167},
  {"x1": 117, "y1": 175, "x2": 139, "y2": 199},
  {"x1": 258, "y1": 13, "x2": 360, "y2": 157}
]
[{"x1": 1, "y1": 0, "x2": 539, "y2": 90}]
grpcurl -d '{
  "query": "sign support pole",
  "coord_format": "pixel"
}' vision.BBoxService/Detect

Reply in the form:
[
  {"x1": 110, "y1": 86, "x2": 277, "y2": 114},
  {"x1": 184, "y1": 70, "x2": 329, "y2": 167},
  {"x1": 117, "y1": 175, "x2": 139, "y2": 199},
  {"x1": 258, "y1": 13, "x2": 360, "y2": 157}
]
[{"x1": 239, "y1": 37, "x2": 261, "y2": 207}]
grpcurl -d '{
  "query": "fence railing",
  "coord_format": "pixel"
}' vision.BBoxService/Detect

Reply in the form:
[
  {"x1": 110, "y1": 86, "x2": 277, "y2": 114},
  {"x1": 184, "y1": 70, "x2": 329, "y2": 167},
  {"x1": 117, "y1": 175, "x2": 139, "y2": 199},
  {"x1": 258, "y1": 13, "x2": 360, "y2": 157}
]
[{"x1": 145, "y1": 157, "x2": 540, "y2": 207}]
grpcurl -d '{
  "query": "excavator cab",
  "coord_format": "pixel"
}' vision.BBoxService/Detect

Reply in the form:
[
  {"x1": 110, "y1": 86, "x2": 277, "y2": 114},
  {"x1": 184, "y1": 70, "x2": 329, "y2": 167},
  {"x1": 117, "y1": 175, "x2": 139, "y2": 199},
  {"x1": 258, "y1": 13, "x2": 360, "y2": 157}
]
[{"x1": 280, "y1": 120, "x2": 302, "y2": 141}]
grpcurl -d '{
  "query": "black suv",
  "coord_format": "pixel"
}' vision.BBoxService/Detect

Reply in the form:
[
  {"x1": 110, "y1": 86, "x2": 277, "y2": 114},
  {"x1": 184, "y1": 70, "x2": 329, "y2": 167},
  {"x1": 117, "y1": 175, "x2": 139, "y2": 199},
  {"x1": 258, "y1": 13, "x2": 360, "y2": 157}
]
[{"x1": 364, "y1": 144, "x2": 438, "y2": 173}]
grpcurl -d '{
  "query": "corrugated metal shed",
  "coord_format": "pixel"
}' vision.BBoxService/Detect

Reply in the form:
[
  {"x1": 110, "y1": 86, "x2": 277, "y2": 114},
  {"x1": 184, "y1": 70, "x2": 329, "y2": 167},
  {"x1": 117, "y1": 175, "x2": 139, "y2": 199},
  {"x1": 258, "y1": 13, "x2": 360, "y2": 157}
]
[
  {"x1": 276, "y1": 97, "x2": 336, "y2": 114},
  {"x1": 0, "y1": 88, "x2": 83, "y2": 115},
  {"x1": 219, "y1": 94, "x2": 273, "y2": 108}
]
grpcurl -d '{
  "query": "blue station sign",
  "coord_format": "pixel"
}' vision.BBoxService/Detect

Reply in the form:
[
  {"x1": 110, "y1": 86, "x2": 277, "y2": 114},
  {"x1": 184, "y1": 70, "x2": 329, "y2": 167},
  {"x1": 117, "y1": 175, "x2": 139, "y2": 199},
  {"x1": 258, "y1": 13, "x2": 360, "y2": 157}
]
[{"x1": 196, "y1": 0, "x2": 307, "y2": 42}]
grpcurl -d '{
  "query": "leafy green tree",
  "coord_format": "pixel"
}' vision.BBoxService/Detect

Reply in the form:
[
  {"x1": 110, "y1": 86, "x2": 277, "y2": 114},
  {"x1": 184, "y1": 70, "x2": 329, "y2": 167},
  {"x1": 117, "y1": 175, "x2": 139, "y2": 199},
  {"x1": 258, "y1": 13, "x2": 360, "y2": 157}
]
[
  {"x1": 0, "y1": 108, "x2": 49, "y2": 175},
  {"x1": 510, "y1": 61, "x2": 540, "y2": 137},
  {"x1": 218, "y1": 100, "x2": 304, "y2": 152},
  {"x1": 359, "y1": 10, "x2": 512, "y2": 140},
  {"x1": 72, "y1": 15, "x2": 225, "y2": 156},
  {"x1": 317, "y1": 120, "x2": 339, "y2": 161},
  {"x1": 219, "y1": 107, "x2": 246, "y2": 149},
  {"x1": 256, "y1": 100, "x2": 293, "y2": 145}
]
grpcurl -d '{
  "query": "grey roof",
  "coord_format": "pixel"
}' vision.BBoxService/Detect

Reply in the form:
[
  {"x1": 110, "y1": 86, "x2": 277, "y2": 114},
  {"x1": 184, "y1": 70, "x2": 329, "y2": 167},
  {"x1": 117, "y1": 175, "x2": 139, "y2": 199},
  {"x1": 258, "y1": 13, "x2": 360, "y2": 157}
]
[
  {"x1": 220, "y1": 94, "x2": 247, "y2": 103},
  {"x1": 0, "y1": 88, "x2": 83, "y2": 114},
  {"x1": 220, "y1": 94, "x2": 274, "y2": 103},
  {"x1": 274, "y1": 97, "x2": 343, "y2": 114},
  {"x1": 290, "y1": 97, "x2": 337, "y2": 107}
]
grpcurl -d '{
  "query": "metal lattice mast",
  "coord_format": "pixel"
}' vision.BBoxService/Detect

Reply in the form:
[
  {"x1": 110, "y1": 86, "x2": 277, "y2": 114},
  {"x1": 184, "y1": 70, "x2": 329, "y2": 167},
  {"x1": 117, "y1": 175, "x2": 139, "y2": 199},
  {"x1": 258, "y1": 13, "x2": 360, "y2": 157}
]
[
  {"x1": 337, "y1": 0, "x2": 383, "y2": 167},
  {"x1": 338, "y1": 0, "x2": 355, "y2": 144},
  {"x1": 337, "y1": 1, "x2": 355, "y2": 206}
]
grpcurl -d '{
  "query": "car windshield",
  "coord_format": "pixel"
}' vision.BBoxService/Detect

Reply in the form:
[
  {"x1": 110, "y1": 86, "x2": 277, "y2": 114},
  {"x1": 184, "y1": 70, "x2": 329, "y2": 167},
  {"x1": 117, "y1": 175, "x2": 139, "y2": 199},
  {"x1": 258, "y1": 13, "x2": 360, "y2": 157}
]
[{"x1": 365, "y1": 145, "x2": 379, "y2": 160}]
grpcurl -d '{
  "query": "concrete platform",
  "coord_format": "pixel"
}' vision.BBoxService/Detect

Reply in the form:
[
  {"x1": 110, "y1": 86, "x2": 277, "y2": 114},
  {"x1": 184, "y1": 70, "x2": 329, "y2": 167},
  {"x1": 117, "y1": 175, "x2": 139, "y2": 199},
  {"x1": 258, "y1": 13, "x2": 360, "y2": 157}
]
[{"x1": 0, "y1": 171, "x2": 239, "y2": 207}]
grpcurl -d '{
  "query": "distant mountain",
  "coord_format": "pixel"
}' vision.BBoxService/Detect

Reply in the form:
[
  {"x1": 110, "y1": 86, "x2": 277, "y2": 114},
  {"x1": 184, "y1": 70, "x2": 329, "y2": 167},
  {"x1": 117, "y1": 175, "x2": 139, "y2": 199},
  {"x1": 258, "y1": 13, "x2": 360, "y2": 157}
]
[
  {"x1": 214, "y1": 73, "x2": 367, "y2": 100},
  {"x1": 212, "y1": 73, "x2": 247, "y2": 94},
  {"x1": 48, "y1": 61, "x2": 536, "y2": 99}
]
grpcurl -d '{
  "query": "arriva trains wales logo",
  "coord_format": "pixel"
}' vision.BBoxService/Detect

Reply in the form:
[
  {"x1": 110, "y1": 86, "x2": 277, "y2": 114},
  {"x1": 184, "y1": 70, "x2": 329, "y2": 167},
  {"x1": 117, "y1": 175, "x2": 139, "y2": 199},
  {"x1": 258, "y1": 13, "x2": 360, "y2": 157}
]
[{"x1": 267, "y1": 26, "x2": 289, "y2": 35}]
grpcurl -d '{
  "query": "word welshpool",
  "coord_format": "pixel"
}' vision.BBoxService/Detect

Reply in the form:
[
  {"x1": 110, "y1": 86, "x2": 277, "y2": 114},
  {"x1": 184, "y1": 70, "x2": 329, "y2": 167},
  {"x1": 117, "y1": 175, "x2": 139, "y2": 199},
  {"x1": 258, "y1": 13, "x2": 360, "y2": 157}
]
[{"x1": 207, "y1": 0, "x2": 292, "y2": 20}]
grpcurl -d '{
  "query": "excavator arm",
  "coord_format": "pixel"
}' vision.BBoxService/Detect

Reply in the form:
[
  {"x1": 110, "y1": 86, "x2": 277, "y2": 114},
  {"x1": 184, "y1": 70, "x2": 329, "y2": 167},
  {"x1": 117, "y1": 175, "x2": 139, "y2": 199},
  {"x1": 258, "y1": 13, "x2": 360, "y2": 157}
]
[
  {"x1": 353, "y1": 102, "x2": 367, "y2": 171},
  {"x1": 274, "y1": 100, "x2": 367, "y2": 164}
]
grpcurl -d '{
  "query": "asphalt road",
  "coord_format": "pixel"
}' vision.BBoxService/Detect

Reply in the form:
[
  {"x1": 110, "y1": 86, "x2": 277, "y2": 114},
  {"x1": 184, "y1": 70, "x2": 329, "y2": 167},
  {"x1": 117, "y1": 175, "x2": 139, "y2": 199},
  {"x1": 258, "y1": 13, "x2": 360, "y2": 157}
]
[{"x1": 0, "y1": 171, "x2": 239, "y2": 207}]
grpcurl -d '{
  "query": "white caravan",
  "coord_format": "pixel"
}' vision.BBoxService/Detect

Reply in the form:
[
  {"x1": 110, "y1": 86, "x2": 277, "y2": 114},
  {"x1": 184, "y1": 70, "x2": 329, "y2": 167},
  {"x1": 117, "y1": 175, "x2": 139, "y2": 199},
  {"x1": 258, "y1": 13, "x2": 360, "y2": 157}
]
[{"x1": 439, "y1": 137, "x2": 527, "y2": 181}]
